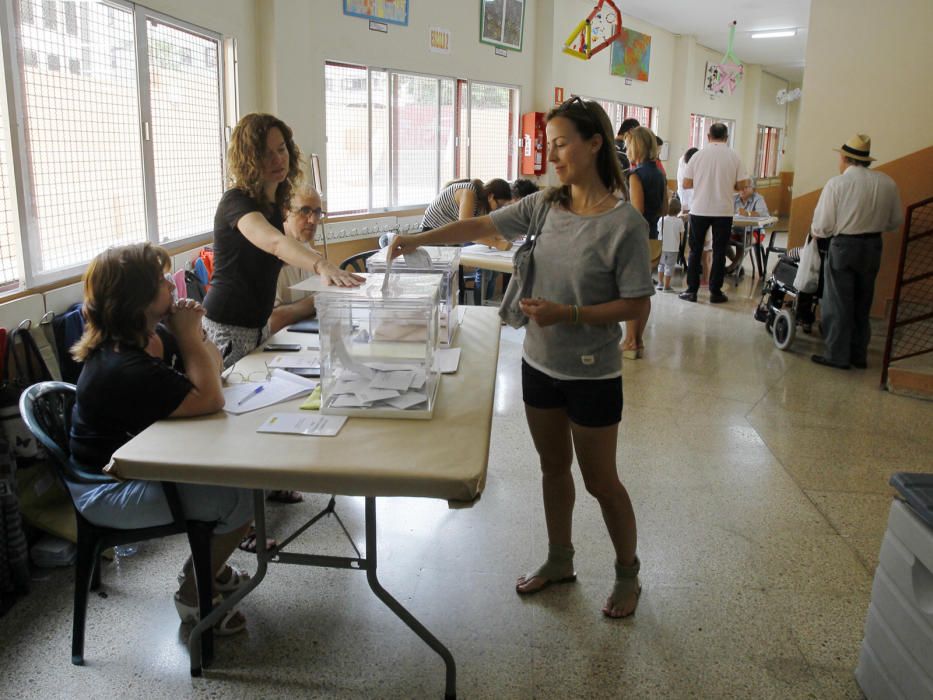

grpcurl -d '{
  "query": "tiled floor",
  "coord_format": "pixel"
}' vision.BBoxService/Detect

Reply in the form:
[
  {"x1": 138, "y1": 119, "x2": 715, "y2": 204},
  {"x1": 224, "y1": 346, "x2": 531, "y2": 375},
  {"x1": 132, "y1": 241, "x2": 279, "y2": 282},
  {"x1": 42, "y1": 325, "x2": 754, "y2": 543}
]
[{"x1": 3, "y1": 266, "x2": 932, "y2": 699}]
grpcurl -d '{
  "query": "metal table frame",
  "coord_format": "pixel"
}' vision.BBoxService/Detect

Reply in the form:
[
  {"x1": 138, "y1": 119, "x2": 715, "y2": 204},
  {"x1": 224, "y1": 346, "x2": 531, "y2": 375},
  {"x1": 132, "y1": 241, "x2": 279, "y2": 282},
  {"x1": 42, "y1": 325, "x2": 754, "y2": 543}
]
[{"x1": 189, "y1": 491, "x2": 457, "y2": 699}]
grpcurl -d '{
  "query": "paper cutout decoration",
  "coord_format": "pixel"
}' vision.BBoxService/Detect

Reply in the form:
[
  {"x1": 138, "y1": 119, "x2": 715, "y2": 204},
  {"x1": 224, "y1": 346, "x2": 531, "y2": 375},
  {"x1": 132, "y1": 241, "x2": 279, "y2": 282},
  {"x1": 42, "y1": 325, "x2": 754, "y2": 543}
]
[
  {"x1": 609, "y1": 27, "x2": 651, "y2": 81},
  {"x1": 776, "y1": 87, "x2": 801, "y2": 104},
  {"x1": 562, "y1": 0, "x2": 622, "y2": 61},
  {"x1": 704, "y1": 21, "x2": 744, "y2": 95}
]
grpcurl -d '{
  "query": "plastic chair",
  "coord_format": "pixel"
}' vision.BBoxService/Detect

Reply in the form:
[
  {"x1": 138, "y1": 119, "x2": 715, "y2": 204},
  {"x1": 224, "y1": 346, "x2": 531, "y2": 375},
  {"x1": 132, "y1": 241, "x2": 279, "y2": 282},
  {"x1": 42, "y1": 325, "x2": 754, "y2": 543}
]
[
  {"x1": 18, "y1": 382, "x2": 216, "y2": 667},
  {"x1": 339, "y1": 250, "x2": 379, "y2": 273}
]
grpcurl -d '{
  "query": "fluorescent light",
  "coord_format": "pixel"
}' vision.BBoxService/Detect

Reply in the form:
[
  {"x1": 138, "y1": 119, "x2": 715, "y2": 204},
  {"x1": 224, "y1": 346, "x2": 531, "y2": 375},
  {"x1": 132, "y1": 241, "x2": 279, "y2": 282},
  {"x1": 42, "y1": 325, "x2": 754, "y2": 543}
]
[{"x1": 751, "y1": 30, "x2": 797, "y2": 39}]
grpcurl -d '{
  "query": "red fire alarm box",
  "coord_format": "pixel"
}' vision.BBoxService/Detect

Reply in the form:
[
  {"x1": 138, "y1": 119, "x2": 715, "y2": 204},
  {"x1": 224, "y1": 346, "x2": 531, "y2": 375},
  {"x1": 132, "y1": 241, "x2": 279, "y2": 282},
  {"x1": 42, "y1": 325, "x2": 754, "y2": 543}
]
[{"x1": 521, "y1": 111, "x2": 547, "y2": 176}]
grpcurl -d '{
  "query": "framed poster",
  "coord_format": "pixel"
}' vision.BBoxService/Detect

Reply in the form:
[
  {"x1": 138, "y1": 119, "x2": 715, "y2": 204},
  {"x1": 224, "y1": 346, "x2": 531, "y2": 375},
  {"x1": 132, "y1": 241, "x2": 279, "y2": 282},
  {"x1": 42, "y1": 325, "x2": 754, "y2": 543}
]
[
  {"x1": 343, "y1": 0, "x2": 409, "y2": 27},
  {"x1": 480, "y1": 0, "x2": 524, "y2": 52}
]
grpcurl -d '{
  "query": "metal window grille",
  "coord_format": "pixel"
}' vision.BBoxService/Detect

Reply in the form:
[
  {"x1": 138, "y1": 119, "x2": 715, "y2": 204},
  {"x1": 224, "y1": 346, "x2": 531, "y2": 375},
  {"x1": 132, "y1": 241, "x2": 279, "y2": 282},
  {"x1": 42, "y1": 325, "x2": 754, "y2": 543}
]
[
  {"x1": 689, "y1": 113, "x2": 736, "y2": 149},
  {"x1": 0, "y1": 94, "x2": 20, "y2": 288},
  {"x1": 16, "y1": 0, "x2": 147, "y2": 272},
  {"x1": 579, "y1": 95, "x2": 658, "y2": 136},
  {"x1": 146, "y1": 18, "x2": 223, "y2": 242},
  {"x1": 468, "y1": 82, "x2": 515, "y2": 182},
  {"x1": 754, "y1": 125, "x2": 781, "y2": 179},
  {"x1": 391, "y1": 72, "x2": 440, "y2": 208},
  {"x1": 324, "y1": 62, "x2": 369, "y2": 214}
]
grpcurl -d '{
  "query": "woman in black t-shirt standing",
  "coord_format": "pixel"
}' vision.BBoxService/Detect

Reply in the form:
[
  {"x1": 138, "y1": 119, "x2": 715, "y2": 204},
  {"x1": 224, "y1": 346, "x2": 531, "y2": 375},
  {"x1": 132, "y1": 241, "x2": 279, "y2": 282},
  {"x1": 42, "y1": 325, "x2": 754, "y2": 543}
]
[
  {"x1": 70, "y1": 243, "x2": 254, "y2": 634},
  {"x1": 202, "y1": 113, "x2": 361, "y2": 368}
]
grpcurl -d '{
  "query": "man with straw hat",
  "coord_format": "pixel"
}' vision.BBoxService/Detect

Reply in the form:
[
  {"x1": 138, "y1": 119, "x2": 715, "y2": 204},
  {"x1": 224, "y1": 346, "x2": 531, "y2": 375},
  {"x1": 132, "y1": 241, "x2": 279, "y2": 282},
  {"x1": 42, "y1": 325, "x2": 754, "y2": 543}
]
[{"x1": 810, "y1": 134, "x2": 903, "y2": 370}]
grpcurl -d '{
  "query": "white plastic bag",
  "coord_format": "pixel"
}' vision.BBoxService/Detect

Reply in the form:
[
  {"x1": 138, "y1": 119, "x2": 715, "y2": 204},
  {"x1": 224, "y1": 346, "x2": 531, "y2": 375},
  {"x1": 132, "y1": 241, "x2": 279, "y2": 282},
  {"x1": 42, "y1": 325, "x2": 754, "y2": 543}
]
[{"x1": 793, "y1": 235, "x2": 821, "y2": 293}]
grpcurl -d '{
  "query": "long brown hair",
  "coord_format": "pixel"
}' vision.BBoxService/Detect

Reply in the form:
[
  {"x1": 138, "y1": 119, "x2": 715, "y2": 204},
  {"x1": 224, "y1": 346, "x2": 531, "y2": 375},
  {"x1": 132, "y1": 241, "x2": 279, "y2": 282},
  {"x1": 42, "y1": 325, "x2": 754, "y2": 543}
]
[
  {"x1": 543, "y1": 98, "x2": 628, "y2": 208},
  {"x1": 227, "y1": 113, "x2": 302, "y2": 215},
  {"x1": 71, "y1": 243, "x2": 171, "y2": 362}
]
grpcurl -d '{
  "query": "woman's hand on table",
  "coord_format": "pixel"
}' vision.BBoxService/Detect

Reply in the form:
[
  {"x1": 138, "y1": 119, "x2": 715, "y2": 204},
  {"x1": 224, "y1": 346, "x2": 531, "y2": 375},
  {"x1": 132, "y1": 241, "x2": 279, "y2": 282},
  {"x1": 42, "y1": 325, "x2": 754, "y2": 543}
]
[
  {"x1": 519, "y1": 298, "x2": 572, "y2": 327},
  {"x1": 389, "y1": 235, "x2": 420, "y2": 260},
  {"x1": 318, "y1": 260, "x2": 365, "y2": 287}
]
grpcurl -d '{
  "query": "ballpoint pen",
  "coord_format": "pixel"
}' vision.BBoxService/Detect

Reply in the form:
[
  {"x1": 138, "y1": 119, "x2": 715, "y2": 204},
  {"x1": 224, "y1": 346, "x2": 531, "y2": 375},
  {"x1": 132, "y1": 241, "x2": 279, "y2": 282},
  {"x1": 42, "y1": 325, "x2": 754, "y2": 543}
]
[{"x1": 237, "y1": 384, "x2": 265, "y2": 406}]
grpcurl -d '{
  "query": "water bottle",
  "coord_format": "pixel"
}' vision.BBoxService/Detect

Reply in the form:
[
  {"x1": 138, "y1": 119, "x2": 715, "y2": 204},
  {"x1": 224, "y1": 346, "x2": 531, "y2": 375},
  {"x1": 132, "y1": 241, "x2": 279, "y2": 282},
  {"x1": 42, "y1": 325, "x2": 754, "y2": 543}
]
[{"x1": 114, "y1": 543, "x2": 139, "y2": 558}]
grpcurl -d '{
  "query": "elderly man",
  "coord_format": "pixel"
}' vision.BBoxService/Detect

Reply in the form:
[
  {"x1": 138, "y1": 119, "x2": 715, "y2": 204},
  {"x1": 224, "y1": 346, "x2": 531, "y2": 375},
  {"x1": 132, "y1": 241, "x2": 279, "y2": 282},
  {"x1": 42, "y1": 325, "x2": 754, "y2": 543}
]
[
  {"x1": 680, "y1": 123, "x2": 749, "y2": 304},
  {"x1": 810, "y1": 134, "x2": 903, "y2": 370},
  {"x1": 269, "y1": 184, "x2": 325, "y2": 334}
]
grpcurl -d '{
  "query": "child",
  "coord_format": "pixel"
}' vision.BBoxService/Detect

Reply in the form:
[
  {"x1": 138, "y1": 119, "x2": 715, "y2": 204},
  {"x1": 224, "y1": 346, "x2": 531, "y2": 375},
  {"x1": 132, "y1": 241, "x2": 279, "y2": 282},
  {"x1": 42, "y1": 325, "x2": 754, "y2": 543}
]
[{"x1": 658, "y1": 197, "x2": 684, "y2": 291}]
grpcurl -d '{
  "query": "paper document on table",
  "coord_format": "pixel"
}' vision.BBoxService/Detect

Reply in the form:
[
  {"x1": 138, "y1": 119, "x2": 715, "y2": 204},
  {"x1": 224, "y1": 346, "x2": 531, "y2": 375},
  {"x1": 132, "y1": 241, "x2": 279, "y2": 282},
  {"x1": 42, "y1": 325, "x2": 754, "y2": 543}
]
[
  {"x1": 256, "y1": 413, "x2": 347, "y2": 437},
  {"x1": 432, "y1": 347, "x2": 461, "y2": 373},
  {"x1": 266, "y1": 354, "x2": 320, "y2": 370},
  {"x1": 223, "y1": 369, "x2": 317, "y2": 415},
  {"x1": 381, "y1": 233, "x2": 395, "y2": 293}
]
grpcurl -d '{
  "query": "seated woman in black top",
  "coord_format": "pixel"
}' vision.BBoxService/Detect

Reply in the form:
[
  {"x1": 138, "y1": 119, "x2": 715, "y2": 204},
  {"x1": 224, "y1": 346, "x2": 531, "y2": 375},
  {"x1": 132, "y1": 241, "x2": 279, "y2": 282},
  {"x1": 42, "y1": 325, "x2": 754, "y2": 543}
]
[
  {"x1": 203, "y1": 113, "x2": 362, "y2": 369},
  {"x1": 622, "y1": 126, "x2": 668, "y2": 359},
  {"x1": 70, "y1": 243, "x2": 253, "y2": 635}
]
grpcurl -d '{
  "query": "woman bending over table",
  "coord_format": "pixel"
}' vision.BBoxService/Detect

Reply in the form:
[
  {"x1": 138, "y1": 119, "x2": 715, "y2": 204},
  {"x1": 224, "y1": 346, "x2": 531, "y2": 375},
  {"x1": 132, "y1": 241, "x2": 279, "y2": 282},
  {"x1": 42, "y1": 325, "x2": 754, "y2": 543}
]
[
  {"x1": 69, "y1": 243, "x2": 253, "y2": 635},
  {"x1": 392, "y1": 97, "x2": 653, "y2": 618},
  {"x1": 202, "y1": 113, "x2": 361, "y2": 369}
]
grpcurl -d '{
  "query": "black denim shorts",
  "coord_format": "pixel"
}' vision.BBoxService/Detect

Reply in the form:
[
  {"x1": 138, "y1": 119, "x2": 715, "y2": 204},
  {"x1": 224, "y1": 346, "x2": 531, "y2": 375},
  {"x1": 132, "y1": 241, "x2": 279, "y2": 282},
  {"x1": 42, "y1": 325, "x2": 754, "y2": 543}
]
[{"x1": 521, "y1": 360, "x2": 623, "y2": 428}]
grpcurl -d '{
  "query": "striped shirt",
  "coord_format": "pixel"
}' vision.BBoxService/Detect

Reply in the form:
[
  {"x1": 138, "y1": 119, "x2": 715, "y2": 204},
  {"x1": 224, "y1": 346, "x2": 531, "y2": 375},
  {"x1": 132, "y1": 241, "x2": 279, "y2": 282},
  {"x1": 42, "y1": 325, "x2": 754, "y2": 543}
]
[{"x1": 420, "y1": 182, "x2": 480, "y2": 230}]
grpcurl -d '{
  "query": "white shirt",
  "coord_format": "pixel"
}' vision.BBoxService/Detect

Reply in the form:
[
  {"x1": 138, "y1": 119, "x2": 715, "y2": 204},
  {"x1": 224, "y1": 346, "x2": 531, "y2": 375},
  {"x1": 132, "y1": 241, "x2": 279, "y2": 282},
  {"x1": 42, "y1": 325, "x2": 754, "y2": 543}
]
[
  {"x1": 810, "y1": 165, "x2": 903, "y2": 238},
  {"x1": 676, "y1": 156, "x2": 693, "y2": 211},
  {"x1": 659, "y1": 215, "x2": 684, "y2": 253},
  {"x1": 682, "y1": 142, "x2": 748, "y2": 217},
  {"x1": 274, "y1": 241, "x2": 315, "y2": 306}
]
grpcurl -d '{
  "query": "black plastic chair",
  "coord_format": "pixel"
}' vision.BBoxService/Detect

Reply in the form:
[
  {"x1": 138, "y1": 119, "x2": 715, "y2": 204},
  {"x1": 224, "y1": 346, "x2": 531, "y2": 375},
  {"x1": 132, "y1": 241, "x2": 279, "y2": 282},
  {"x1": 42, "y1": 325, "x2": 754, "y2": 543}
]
[
  {"x1": 19, "y1": 382, "x2": 216, "y2": 666},
  {"x1": 339, "y1": 250, "x2": 379, "y2": 273}
]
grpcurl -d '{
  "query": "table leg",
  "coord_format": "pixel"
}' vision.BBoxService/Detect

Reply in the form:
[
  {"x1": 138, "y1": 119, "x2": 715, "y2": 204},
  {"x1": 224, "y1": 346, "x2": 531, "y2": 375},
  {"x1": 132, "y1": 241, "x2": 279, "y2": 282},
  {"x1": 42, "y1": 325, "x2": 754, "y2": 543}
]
[
  {"x1": 188, "y1": 489, "x2": 270, "y2": 676},
  {"x1": 364, "y1": 497, "x2": 457, "y2": 699}
]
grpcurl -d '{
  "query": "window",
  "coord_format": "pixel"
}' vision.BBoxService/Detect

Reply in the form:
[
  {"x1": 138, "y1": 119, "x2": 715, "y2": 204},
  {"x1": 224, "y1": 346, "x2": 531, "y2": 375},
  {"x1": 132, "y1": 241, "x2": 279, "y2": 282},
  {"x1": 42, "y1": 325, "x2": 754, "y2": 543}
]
[
  {"x1": 689, "y1": 114, "x2": 736, "y2": 148},
  {"x1": 755, "y1": 125, "x2": 782, "y2": 179},
  {"x1": 582, "y1": 96, "x2": 659, "y2": 135},
  {"x1": 0, "y1": 1, "x2": 228, "y2": 289},
  {"x1": 324, "y1": 61, "x2": 519, "y2": 215}
]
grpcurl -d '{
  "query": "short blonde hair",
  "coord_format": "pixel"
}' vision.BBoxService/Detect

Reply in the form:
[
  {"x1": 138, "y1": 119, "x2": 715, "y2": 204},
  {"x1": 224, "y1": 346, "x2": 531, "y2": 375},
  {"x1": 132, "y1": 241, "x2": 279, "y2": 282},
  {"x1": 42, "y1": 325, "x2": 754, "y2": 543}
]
[{"x1": 626, "y1": 126, "x2": 659, "y2": 164}]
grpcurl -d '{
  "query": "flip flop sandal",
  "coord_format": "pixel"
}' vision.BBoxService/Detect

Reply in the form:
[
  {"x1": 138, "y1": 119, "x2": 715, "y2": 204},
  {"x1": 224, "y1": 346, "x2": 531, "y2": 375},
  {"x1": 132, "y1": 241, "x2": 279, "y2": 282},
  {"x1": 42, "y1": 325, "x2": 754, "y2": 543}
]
[
  {"x1": 515, "y1": 544, "x2": 576, "y2": 595},
  {"x1": 173, "y1": 592, "x2": 246, "y2": 636},
  {"x1": 237, "y1": 527, "x2": 277, "y2": 553},
  {"x1": 177, "y1": 565, "x2": 251, "y2": 593},
  {"x1": 266, "y1": 490, "x2": 303, "y2": 504},
  {"x1": 603, "y1": 556, "x2": 642, "y2": 619}
]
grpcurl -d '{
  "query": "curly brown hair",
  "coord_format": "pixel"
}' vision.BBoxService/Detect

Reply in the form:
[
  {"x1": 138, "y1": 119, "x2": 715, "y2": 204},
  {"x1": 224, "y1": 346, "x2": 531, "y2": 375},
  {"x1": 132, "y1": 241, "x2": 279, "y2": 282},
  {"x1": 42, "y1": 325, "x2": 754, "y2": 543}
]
[
  {"x1": 226, "y1": 113, "x2": 303, "y2": 214},
  {"x1": 71, "y1": 243, "x2": 171, "y2": 362},
  {"x1": 543, "y1": 98, "x2": 628, "y2": 208}
]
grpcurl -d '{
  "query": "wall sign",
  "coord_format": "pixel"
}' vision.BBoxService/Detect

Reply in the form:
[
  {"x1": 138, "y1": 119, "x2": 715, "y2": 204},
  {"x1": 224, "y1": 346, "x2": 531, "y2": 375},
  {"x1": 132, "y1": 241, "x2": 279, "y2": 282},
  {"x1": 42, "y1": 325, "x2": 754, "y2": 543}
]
[{"x1": 430, "y1": 27, "x2": 451, "y2": 54}]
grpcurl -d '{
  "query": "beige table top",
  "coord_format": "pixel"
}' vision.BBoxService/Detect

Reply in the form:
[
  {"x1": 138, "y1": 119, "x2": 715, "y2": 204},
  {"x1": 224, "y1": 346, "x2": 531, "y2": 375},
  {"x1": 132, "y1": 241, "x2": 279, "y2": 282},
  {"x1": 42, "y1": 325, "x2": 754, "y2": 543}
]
[
  {"x1": 109, "y1": 307, "x2": 501, "y2": 501},
  {"x1": 460, "y1": 244, "x2": 515, "y2": 274}
]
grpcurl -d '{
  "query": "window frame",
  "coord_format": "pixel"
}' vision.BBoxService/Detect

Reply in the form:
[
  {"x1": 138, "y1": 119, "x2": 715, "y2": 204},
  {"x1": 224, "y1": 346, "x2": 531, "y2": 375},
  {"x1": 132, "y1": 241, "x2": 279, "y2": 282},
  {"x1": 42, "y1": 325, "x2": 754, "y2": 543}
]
[
  {"x1": 324, "y1": 59, "x2": 520, "y2": 217},
  {"x1": 689, "y1": 113, "x2": 736, "y2": 149},
  {"x1": 0, "y1": 0, "x2": 232, "y2": 292},
  {"x1": 578, "y1": 94, "x2": 660, "y2": 136},
  {"x1": 754, "y1": 124, "x2": 782, "y2": 179}
]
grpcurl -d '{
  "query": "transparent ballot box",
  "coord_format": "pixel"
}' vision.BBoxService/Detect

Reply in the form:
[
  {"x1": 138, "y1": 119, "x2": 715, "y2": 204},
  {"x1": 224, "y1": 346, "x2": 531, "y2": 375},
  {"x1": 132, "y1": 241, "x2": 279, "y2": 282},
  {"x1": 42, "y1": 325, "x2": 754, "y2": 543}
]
[
  {"x1": 316, "y1": 273, "x2": 443, "y2": 419},
  {"x1": 366, "y1": 246, "x2": 460, "y2": 344}
]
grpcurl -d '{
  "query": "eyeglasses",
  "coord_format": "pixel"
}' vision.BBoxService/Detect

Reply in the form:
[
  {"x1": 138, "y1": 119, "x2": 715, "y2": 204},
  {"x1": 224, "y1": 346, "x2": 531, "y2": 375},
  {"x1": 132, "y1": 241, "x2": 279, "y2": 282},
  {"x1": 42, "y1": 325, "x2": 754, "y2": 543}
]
[
  {"x1": 291, "y1": 206, "x2": 326, "y2": 219},
  {"x1": 224, "y1": 361, "x2": 271, "y2": 385},
  {"x1": 557, "y1": 95, "x2": 590, "y2": 114}
]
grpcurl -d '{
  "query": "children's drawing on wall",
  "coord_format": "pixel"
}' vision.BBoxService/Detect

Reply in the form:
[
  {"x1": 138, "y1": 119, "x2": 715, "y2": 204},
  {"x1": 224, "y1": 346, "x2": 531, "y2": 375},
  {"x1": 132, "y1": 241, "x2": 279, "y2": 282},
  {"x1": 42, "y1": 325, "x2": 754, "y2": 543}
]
[
  {"x1": 481, "y1": 0, "x2": 525, "y2": 52},
  {"x1": 343, "y1": 0, "x2": 409, "y2": 26},
  {"x1": 704, "y1": 21, "x2": 744, "y2": 96},
  {"x1": 609, "y1": 27, "x2": 651, "y2": 81},
  {"x1": 562, "y1": 0, "x2": 621, "y2": 60}
]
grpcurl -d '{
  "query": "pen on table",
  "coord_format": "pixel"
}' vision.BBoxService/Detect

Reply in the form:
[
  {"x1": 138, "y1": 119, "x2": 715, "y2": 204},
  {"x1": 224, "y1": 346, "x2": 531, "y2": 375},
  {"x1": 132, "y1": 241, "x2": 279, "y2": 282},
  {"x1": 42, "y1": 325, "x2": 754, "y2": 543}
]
[{"x1": 237, "y1": 385, "x2": 265, "y2": 406}]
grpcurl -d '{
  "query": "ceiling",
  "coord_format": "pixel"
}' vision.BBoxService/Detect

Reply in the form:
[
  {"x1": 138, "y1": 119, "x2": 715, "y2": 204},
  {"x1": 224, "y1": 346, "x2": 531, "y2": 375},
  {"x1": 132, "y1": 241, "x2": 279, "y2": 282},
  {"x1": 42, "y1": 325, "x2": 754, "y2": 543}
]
[{"x1": 620, "y1": 0, "x2": 810, "y2": 82}]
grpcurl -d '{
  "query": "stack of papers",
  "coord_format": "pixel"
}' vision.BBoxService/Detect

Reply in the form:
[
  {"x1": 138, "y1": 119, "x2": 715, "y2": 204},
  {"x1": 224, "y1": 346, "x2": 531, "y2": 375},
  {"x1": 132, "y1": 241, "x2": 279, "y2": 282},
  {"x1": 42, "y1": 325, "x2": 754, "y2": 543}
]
[
  {"x1": 223, "y1": 369, "x2": 318, "y2": 415},
  {"x1": 256, "y1": 413, "x2": 347, "y2": 436},
  {"x1": 328, "y1": 365, "x2": 428, "y2": 410}
]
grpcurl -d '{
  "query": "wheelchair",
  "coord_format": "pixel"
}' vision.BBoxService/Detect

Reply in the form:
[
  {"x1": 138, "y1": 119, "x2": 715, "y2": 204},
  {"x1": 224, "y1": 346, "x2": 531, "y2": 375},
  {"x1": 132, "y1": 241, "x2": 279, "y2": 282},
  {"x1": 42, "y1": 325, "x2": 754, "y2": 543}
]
[{"x1": 753, "y1": 239, "x2": 826, "y2": 351}]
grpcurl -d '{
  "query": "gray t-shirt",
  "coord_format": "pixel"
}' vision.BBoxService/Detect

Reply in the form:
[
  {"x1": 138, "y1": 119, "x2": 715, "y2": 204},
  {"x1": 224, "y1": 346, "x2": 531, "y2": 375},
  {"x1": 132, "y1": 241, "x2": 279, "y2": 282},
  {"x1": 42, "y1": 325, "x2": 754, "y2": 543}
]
[{"x1": 490, "y1": 192, "x2": 655, "y2": 379}]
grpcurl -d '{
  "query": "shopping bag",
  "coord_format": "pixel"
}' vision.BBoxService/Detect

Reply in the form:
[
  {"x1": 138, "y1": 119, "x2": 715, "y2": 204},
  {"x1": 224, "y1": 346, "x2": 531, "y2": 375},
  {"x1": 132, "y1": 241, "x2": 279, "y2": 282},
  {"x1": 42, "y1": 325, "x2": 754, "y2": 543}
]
[{"x1": 793, "y1": 235, "x2": 821, "y2": 294}]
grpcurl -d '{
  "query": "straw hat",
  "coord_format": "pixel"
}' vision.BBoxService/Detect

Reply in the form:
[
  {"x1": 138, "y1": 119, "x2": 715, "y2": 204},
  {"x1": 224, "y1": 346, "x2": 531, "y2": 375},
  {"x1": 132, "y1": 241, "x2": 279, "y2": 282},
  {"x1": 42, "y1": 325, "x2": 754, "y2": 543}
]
[{"x1": 834, "y1": 134, "x2": 876, "y2": 162}]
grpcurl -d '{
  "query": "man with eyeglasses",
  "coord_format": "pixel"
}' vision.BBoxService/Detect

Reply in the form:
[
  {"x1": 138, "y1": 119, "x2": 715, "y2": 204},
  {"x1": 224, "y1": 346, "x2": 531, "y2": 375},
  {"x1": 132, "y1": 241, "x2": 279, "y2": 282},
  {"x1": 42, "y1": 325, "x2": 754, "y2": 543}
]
[{"x1": 269, "y1": 184, "x2": 327, "y2": 333}]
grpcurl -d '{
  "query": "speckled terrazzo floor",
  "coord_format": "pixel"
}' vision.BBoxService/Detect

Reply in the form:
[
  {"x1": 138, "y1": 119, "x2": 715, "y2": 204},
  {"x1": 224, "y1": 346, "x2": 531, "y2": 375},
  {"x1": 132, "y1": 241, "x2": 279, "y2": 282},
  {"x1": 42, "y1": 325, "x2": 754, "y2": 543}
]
[{"x1": 3, "y1": 263, "x2": 931, "y2": 699}]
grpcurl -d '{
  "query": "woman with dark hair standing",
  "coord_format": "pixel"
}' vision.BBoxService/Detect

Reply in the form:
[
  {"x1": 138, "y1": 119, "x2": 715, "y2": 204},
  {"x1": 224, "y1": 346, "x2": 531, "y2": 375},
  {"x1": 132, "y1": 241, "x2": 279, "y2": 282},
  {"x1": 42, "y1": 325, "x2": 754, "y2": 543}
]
[
  {"x1": 202, "y1": 113, "x2": 361, "y2": 369},
  {"x1": 621, "y1": 126, "x2": 667, "y2": 358},
  {"x1": 420, "y1": 178, "x2": 513, "y2": 303},
  {"x1": 69, "y1": 243, "x2": 253, "y2": 634},
  {"x1": 392, "y1": 98, "x2": 653, "y2": 618}
]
